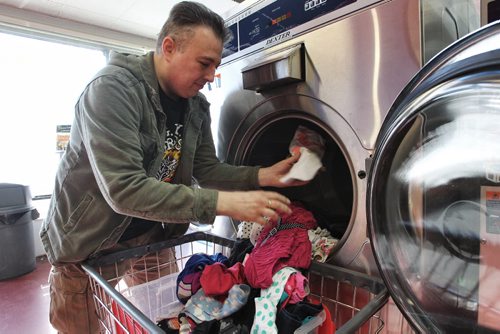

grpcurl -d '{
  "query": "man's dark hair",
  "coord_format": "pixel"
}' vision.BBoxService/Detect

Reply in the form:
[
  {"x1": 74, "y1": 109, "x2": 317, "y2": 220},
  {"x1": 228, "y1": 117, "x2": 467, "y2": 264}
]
[{"x1": 156, "y1": 1, "x2": 231, "y2": 52}]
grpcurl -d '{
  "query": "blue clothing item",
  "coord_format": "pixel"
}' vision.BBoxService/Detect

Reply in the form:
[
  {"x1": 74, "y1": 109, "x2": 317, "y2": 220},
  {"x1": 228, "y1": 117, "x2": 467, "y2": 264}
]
[
  {"x1": 176, "y1": 253, "x2": 229, "y2": 303},
  {"x1": 184, "y1": 284, "x2": 251, "y2": 324}
]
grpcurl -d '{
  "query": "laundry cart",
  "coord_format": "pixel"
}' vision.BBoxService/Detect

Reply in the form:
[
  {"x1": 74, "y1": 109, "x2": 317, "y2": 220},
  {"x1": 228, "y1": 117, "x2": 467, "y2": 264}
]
[{"x1": 82, "y1": 232, "x2": 389, "y2": 334}]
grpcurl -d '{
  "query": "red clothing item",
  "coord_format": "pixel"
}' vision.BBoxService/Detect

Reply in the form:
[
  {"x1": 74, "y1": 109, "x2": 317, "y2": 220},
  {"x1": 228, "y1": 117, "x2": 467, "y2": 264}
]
[
  {"x1": 200, "y1": 262, "x2": 246, "y2": 297},
  {"x1": 318, "y1": 304, "x2": 335, "y2": 334},
  {"x1": 244, "y1": 202, "x2": 317, "y2": 289}
]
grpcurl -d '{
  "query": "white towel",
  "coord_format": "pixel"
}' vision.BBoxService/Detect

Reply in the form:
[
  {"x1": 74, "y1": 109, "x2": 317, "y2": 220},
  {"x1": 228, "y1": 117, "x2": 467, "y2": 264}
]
[{"x1": 280, "y1": 147, "x2": 322, "y2": 183}]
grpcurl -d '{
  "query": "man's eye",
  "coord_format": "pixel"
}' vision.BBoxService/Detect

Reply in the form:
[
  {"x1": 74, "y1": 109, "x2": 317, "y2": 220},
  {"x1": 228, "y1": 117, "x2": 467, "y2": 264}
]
[{"x1": 200, "y1": 62, "x2": 210, "y2": 68}]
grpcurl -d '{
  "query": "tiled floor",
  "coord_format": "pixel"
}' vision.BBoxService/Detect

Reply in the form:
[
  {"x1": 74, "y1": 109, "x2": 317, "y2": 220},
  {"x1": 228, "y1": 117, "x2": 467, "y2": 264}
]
[{"x1": 0, "y1": 256, "x2": 56, "y2": 334}]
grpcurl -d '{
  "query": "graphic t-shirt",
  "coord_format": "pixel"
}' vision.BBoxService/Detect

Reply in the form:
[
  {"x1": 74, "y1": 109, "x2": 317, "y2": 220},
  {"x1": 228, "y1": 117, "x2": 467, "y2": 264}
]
[
  {"x1": 118, "y1": 89, "x2": 187, "y2": 241},
  {"x1": 156, "y1": 91, "x2": 185, "y2": 182}
]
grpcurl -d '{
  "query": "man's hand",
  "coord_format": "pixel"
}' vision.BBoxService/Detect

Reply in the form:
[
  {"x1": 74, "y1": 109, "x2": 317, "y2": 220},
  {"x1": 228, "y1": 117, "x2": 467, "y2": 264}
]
[
  {"x1": 258, "y1": 153, "x2": 309, "y2": 188},
  {"x1": 217, "y1": 190, "x2": 291, "y2": 225}
]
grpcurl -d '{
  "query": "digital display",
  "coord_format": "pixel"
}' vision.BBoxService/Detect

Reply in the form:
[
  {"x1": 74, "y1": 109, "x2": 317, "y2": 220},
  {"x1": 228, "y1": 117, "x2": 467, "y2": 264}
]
[{"x1": 234, "y1": 0, "x2": 356, "y2": 52}]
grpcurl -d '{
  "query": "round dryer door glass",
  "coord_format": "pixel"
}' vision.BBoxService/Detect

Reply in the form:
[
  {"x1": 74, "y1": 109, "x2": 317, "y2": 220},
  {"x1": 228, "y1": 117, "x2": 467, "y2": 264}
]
[{"x1": 368, "y1": 72, "x2": 500, "y2": 333}]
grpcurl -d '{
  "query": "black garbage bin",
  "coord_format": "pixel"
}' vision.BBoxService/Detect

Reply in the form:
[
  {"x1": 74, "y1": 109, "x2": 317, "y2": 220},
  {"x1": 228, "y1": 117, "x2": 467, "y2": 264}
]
[{"x1": 0, "y1": 183, "x2": 39, "y2": 280}]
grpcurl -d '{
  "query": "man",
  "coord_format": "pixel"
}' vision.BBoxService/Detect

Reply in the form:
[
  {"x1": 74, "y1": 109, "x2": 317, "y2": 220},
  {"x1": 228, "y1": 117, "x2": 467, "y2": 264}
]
[{"x1": 41, "y1": 1, "x2": 306, "y2": 333}]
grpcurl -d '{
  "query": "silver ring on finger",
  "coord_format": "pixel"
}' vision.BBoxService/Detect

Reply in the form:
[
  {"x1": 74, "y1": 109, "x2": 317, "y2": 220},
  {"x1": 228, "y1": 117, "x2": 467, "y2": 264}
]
[
  {"x1": 263, "y1": 216, "x2": 270, "y2": 224},
  {"x1": 267, "y1": 199, "x2": 272, "y2": 208}
]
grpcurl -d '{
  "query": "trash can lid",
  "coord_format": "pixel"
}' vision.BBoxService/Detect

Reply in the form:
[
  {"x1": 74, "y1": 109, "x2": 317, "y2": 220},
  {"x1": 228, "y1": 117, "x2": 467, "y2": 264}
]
[{"x1": 0, "y1": 183, "x2": 35, "y2": 215}]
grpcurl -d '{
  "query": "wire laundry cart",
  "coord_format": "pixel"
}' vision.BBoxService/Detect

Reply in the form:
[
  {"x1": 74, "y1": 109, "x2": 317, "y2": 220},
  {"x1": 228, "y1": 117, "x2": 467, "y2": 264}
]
[{"x1": 82, "y1": 232, "x2": 389, "y2": 334}]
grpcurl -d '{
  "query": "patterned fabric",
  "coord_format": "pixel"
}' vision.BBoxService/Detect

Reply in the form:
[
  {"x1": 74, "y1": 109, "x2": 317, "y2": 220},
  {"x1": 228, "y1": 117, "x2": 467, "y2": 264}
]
[
  {"x1": 176, "y1": 253, "x2": 228, "y2": 303},
  {"x1": 177, "y1": 271, "x2": 202, "y2": 303},
  {"x1": 156, "y1": 90, "x2": 185, "y2": 183},
  {"x1": 184, "y1": 285, "x2": 251, "y2": 324},
  {"x1": 236, "y1": 221, "x2": 263, "y2": 246},
  {"x1": 250, "y1": 223, "x2": 263, "y2": 246},
  {"x1": 251, "y1": 267, "x2": 297, "y2": 334},
  {"x1": 237, "y1": 221, "x2": 253, "y2": 239},
  {"x1": 308, "y1": 227, "x2": 338, "y2": 262}
]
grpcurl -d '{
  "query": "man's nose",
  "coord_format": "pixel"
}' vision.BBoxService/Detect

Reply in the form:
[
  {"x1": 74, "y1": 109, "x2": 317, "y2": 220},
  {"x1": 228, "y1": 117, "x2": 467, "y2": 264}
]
[{"x1": 205, "y1": 66, "x2": 216, "y2": 82}]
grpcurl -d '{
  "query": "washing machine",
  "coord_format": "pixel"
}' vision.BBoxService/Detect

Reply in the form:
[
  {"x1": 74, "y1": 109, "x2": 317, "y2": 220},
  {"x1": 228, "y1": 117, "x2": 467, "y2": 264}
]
[{"x1": 202, "y1": 0, "x2": 500, "y2": 331}]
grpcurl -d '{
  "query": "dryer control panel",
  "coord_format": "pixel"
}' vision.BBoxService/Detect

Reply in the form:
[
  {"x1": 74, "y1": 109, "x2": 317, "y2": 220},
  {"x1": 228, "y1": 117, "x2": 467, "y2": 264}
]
[{"x1": 223, "y1": 0, "x2": 383, "y2": 62}]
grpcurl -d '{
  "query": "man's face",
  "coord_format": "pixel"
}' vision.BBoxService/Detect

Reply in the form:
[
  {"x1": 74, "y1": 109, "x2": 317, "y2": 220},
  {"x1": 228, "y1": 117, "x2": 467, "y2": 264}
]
[{"x1": 165, "y1": 26, "x2": 222, "y2": 98}]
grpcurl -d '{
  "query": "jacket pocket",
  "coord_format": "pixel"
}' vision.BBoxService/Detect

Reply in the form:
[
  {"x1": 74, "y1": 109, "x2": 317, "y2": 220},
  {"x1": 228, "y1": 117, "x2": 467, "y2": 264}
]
[{"x1": 64, "y1": 194, "x2": 93, "y2": 232}]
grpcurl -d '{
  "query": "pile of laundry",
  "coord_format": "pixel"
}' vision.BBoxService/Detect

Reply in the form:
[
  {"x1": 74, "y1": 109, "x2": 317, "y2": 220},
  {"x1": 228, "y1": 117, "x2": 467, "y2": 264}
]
[{"x1": 157, "y1": 202, "x2": 337, "y2": 333}]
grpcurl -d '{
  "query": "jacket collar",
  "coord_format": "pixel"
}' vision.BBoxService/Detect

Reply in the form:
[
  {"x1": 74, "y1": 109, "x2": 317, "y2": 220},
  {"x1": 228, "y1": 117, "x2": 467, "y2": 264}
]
[{"x1": 108, "y1": 51, "x2": 210, "y2": 115}]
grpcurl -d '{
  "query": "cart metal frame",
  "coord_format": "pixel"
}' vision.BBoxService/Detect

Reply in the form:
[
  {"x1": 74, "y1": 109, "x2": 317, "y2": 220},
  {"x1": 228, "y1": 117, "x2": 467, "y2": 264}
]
[{"x1": 82, "y1": 232, "x2": 389, "y2": 334}]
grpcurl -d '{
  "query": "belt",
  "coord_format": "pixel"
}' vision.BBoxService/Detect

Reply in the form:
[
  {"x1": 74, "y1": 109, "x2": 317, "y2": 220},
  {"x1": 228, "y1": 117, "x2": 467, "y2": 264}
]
[{"x1": 260, "y1": 217, "x2": 306, "y2": 246}]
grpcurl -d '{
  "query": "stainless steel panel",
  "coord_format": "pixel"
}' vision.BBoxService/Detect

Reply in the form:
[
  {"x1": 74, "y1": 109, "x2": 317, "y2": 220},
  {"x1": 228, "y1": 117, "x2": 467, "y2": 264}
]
[
  {"x1": 205, "y1": 0, "x2": 486, "y2": 275},
  {"x1": 204, "y1": 0, "x2": 422, "y2": 276},
  {"x1": 421, "y1": 0, "x2": 480, "y2": 64},
  {"x1": 241, "y1": 44, "x2": 304, "y2": 91},
  {"x1": 212, "y1": 0, "x2": 421, "y2": 151},
  {"x1": 202, "y1": 0, "x2": 489, "y2": 332}
]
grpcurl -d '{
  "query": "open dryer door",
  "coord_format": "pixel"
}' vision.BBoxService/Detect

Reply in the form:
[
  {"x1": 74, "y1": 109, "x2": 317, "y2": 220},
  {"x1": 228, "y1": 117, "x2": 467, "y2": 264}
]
[{"x1": 367, "y1": 21, "x2": 500, "y2": 333}]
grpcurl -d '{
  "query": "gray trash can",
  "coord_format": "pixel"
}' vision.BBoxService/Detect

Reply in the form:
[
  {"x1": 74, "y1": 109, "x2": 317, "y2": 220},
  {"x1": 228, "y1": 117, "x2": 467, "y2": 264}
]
[{"x1": 0, "y1": 183, "x2": 39, "y2": 280}]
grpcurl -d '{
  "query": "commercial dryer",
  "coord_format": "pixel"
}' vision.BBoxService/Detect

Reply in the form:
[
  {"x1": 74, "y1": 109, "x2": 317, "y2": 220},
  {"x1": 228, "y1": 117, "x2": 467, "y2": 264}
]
[
  {"x1": 203, "y1": 0, "x2": 500, "y2": 331},
  {"x1": 204, "y1": 0, "x2": 479, "y2": 274}
]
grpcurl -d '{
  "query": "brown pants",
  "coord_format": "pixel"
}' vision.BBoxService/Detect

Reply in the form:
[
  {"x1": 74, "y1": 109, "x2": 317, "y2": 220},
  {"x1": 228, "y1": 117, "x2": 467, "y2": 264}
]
[{"x1": 48, "y1": 225, "x2": 178, "y2": 334}]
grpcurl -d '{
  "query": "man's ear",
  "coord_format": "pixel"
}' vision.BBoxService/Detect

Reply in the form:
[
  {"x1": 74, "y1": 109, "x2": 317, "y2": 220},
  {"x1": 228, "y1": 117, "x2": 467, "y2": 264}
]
[{"x1": 161, "y1": 36, "x2": 176, "y2": 58}]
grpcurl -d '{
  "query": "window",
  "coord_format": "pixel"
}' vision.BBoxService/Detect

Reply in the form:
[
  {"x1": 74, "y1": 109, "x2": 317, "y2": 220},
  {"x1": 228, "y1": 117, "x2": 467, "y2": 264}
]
[{"x1": 0, "y1": 32, "x2": 107, "y2": 216}]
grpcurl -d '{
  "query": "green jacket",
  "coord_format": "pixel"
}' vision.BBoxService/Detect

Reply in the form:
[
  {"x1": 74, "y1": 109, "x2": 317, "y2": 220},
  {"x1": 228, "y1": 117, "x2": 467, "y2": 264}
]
[{"x1": 40, "y1": 52, "x2": 259, "y2": 265}]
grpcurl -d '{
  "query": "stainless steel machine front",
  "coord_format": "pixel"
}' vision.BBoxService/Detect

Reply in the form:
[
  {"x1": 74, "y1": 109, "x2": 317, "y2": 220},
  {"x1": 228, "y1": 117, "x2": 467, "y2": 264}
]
[
  {"x1": 202, "y1": 0, "x2": 499, "y2": 331},
  {"x1": 205, "y1": 0, "x2": 479, "y2": 274}
]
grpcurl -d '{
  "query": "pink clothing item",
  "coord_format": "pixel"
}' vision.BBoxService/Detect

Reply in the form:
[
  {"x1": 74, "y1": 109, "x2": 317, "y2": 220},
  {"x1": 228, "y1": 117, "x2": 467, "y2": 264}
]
[
  {"x1": 200, "y1": 262, "x2": 246, "y2": 297},
  {"x1": 244, "y1": 202, "x2": 317, "y2": 289},
  {"x1": 281, "y1": 271, "x2": 309, "y2": 309},
  {"x1": 178, "y1": 271, "x2": 202, "y2": 302}
]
